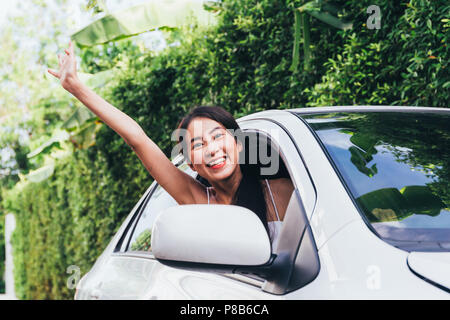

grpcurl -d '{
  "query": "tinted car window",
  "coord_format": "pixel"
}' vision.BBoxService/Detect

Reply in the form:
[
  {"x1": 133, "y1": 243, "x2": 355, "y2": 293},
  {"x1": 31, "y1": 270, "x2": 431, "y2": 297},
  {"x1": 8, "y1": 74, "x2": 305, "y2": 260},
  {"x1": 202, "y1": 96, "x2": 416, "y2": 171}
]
[
  {"x1": 127, "y1": 163, "x2": 194, "y2": 252},
  {"x1": 299, "y1": 111, "x2": 450, "y2": 252}
]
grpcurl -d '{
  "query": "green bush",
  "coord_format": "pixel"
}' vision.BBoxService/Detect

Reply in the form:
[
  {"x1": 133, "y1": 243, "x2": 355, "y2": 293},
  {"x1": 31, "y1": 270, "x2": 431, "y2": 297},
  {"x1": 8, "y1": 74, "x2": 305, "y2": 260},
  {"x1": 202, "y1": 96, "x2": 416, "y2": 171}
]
[
  {"x1": 305, "y1": 0, "x2": 449, "y2": 107},
  {"x1": 3, "y1": 149, "x2": 148, "y2": 299},
  {"x1": 2, "y1": 0, "x2": 448, "y2": 299}
]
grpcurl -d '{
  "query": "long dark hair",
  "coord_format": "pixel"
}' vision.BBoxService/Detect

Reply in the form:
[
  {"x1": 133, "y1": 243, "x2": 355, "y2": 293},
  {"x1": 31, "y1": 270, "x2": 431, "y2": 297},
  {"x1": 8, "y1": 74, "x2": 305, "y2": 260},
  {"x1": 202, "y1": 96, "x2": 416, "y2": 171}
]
[{"x1": 177, "y1": 106, "x2": 269, "y2": 235}]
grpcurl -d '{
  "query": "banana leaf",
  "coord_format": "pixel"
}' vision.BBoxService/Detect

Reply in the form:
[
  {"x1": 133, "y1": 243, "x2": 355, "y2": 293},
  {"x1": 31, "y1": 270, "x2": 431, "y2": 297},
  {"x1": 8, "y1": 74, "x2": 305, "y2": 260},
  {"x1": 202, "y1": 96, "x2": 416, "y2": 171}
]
[
  {"x1": 290, "y1": 10, "x2": 302, "y2": 72},
  {"x1": 78, "y1": 69, "x2": 115, "y2": 89},
  {"x1": 27, "y1": 130, "x2": 70, "y2": 159},
  {"x1": 307, "y1": 10, "x2": 353, "y2": 30},
  {"x1": 62, "y1": 69, "x2": 114, "y2": 131},
  {"x1": 71, "y1": 0, "x2": 217, "y2": 47},
  {"x1": 291, "y1": 1, "x2": 352, "y2": 72},
  {"x1": 302, "y1": 12, "x2": 311, "y2": 71},
  {"x1": 62, "y1": 107, "x2": 96, "y2": 130},
  {"x1": 203, "y1": 0, "x2": 223, "y2": 13},
  {"x1": 69, "y1": 121, "x2": 103, "y2": 149},
  {"x1": 25, "y1": 163, "x2": 55, "y2": 183}
]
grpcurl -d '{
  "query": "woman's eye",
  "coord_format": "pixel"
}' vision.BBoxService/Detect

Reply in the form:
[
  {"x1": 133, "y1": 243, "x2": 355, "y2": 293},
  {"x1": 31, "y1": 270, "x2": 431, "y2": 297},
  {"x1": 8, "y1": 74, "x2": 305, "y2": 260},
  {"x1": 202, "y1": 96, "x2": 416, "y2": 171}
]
[
  {"x1": 192, "y1": 142, "x2": 203, "y2": 149},
  {"x1": 214, "y1": 133, "x2": 224, "y2": 139}
]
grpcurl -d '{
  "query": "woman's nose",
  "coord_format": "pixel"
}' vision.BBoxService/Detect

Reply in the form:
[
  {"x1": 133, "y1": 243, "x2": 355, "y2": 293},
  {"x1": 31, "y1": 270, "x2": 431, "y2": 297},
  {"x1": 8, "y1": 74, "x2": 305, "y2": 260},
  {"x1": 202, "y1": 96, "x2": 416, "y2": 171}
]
[{"x1": 206, "y1": 140, "x2": 220, "y2": 158}]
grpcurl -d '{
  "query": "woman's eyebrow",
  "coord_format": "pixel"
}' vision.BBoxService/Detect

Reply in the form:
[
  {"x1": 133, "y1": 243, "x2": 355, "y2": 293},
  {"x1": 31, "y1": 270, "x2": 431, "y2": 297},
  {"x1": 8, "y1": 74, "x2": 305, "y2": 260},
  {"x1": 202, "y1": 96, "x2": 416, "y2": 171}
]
[
  {"x1": 209, "y1": 126, "x2": 223, "y2": 134},
  {"x1": 190, "y1": 126, "x2": 224, "y2": 143}
]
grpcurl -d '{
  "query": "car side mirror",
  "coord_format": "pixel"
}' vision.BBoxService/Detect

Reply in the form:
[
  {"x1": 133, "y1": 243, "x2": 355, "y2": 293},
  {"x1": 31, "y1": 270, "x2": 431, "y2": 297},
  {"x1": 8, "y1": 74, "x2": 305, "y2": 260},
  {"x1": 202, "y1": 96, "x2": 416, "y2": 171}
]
[{"x1": 151, "y1": 204, "x2": 272, "y2": 267}]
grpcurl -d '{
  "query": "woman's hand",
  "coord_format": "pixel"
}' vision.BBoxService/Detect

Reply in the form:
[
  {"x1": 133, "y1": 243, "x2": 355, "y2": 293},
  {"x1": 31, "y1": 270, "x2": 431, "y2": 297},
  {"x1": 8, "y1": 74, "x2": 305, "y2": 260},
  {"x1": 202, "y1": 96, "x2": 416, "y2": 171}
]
[{"x1": 48, "y1": 41, "x2": 80, "y2": 93}]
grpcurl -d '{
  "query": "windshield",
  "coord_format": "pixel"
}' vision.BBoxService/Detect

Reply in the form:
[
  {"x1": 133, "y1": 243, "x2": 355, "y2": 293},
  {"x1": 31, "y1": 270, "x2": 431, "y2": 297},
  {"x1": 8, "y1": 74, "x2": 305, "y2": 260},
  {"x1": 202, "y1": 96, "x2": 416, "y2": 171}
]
[{"x1": 298, "y1": 111, "x2": 450, "y2": 252}]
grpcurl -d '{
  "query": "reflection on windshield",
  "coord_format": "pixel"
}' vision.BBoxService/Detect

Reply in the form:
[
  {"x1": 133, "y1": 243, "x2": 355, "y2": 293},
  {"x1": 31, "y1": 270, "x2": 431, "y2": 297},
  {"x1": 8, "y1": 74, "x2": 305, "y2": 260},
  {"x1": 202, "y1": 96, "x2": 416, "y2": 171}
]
[{"x1": 303, "y1": 112, "x2": 450, "y2": 251}]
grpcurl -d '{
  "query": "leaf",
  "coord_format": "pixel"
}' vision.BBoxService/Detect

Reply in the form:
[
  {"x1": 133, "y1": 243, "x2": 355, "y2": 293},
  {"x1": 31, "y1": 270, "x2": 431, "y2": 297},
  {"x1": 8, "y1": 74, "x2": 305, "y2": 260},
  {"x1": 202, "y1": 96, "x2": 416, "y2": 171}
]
[
  {"x1": 71, "y1": 0, "x2": 217, "y2": 47},
  {"x1": 203, "y1": 0, "x2": 223, "y2": 13},
  {"x1": 290, "y1": 10, "x2": 302, "y2": 72},
  {"x1": 62, "y1": 107, "x2": 96, "y2": 130},
  {"x1": 78, "y1": 69, "x2": 115, "y2": 88},
  {"x1": 27, "y1": 131, "x2": 70, "y2": 159},
  {"x1": 321, "y1": 2, "x2": 340, "y2": 16},
  {"x1": 297, "y1": 1, "x2": 320, "y2": 13},
  {"x1": 302, "y1": 12, "x2": 312, "y2": 71},
  {"x1": 27, "y1": 141, "x2": 61, "y2": 159},
  {"x1": 306, "y1": 10, "x2": 353, "y2": 30},
  {"x1": 25, "y1": 163, "x2": 55, "y2": 183},
  {"x1": 69, "y1": 121, "x2": 102, "y2": 149},
  {"x1": 291, "y1": 2, "x2": 352, "y2": 72}
]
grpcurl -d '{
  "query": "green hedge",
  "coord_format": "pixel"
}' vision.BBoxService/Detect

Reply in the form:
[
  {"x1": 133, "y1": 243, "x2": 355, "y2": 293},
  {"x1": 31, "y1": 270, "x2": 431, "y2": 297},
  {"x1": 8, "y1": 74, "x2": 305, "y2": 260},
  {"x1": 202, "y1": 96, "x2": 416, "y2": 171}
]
[
  {"x1": 2, "y1": 0, "x2": 448, "y2": 299},
  {"x1": 3, "y1": 150, "x2": 148, "y2": 299}
]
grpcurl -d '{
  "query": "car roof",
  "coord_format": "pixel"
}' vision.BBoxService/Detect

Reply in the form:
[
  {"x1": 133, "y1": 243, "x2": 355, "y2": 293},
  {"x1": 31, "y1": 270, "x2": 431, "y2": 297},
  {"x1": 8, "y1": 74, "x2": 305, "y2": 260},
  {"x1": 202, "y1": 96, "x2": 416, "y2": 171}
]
[
  {"x1": 288, "y1": 105, "x2": 449, "y2": 115},
  {"x1": 238, "y1": 105, "x2": 449, "y2": 122}
]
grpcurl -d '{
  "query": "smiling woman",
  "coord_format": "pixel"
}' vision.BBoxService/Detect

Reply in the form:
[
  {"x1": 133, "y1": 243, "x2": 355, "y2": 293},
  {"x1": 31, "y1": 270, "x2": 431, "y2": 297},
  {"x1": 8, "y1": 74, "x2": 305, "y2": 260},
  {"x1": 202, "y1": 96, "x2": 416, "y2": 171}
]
[
  {"x1": 48, "y1": 42, "x2": 293, "y2": 243},
  {"x1": 175, "y1": 106, "x2": 291, "y2": 236}
]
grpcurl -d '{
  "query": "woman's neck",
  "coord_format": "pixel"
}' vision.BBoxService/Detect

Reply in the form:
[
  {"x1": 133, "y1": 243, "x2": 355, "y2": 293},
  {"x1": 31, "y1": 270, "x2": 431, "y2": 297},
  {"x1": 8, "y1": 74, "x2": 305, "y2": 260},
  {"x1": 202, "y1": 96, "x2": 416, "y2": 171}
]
[{"x1": 210, "y1": 167, "x2": 243, "y2": 204}]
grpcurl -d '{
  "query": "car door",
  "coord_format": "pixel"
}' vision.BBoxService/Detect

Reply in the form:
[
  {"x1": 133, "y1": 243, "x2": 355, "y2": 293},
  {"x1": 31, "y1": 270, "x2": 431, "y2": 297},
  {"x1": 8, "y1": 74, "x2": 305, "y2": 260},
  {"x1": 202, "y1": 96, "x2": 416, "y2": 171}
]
[{"x1": 88, "y1": 116, "x2": 317, "y2": 299}]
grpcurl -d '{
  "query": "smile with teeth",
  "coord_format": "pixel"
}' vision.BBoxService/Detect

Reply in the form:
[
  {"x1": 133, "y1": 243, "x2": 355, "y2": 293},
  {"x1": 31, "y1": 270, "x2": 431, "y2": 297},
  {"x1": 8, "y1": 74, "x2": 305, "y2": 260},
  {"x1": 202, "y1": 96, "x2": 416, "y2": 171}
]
[{"x1": 207, "y1": 156, "x2": 226, "y2": 169}]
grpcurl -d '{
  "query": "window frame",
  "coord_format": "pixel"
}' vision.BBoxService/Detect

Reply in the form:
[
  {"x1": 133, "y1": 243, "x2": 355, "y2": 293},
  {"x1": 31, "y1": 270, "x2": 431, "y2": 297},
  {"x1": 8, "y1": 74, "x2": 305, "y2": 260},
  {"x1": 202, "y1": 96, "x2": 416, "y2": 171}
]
[
  {"x1": 114, "y1": 183, "x2": 155, "y2": 254},
  {"x1": 121, "y1": 182, "x2": 157, "y2": 253},
  {"x1": 238, "y1": 118, "x2": 320, "y2": 294}
]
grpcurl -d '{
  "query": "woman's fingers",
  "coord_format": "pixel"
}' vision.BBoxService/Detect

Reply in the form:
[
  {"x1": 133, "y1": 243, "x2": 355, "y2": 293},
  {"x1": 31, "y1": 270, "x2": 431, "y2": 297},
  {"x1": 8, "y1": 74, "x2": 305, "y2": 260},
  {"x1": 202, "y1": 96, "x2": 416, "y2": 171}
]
[
  {"x1": 69, "y1": 40, "x2": 75, "y2": 55},
  {"x1": 49, "y1": 41, "x2": 74, "y2": 81},
  {"x1": 47, "y1": 68, "x2": 60, "y2": 78},
  {"x1": 57, "y1": 53, "x2": 64, "y2": 67}
]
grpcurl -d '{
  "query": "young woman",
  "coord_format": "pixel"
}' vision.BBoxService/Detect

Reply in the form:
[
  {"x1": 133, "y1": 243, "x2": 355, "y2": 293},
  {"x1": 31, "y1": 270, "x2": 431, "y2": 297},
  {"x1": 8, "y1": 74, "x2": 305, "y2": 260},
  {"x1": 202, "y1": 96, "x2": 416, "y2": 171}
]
[{"x1": 48, "y1": 41, "x2": 294, "y2": 247}]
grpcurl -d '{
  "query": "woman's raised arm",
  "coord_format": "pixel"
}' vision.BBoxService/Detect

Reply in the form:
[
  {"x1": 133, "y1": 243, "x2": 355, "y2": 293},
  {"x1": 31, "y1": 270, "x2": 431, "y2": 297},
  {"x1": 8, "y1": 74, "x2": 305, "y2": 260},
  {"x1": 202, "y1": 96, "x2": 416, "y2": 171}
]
[
  {"x1": 48, "y1": 41, "x2": 204, "y2": 204},
  {"x1": 48, "y1": 41, "x2": 143, "y2": 146}
]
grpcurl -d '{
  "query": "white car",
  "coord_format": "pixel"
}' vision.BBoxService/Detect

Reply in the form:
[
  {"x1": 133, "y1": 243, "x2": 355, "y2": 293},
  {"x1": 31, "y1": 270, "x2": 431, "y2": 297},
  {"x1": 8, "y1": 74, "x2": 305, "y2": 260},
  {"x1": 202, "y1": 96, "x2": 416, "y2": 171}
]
[{"x1": 75, "y1": 106, "x2": 450, "y2": 300}]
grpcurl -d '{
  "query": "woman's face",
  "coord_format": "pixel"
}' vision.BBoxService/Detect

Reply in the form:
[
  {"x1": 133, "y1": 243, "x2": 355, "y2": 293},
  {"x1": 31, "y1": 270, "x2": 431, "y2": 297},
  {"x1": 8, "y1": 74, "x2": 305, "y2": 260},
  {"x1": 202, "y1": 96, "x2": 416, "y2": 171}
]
[{"x1": 185, "y1": 117, "x2": 242, "y2": 183}]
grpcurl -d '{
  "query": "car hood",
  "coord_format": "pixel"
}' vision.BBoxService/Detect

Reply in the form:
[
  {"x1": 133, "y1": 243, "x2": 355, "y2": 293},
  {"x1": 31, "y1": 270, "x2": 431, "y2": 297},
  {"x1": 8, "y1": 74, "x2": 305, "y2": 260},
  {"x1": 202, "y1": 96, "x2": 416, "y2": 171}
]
[{"x1": 407, "y1": 252, "x2": 450, "y2": 292}]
